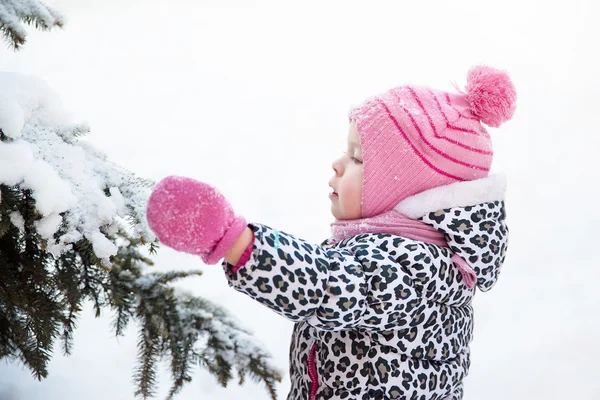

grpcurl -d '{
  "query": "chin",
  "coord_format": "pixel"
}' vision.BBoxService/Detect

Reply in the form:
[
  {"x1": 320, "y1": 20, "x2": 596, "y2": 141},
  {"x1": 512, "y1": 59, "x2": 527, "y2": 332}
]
[{"x1": 330, "y1": 206, "x2": 342, "y2": 221}]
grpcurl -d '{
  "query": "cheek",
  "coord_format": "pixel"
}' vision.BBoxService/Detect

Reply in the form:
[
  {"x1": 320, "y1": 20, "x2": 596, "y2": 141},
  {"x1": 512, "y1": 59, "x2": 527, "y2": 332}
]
[
  {"x1": 340, "y1": 168, "x2": 362, "y2": 214},
  {"x1": 343, "y1": 179, "x2": 361, "y2": 201}
]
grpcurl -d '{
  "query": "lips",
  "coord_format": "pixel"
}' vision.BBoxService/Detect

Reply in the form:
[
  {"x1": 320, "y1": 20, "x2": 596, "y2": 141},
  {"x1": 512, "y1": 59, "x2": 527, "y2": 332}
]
[
  {"x1": 329, "y1": 182, "x2": 338, "y2": 199},
  {"x1": 329, "y1": 187, "x2": 338, "y2": 199}
]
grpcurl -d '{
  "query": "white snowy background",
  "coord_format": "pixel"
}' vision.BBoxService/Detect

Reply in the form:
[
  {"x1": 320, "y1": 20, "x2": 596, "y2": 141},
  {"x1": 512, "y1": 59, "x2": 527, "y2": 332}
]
[{"x1": 1, "y1": 0, "x2": 599, "y2": 399}]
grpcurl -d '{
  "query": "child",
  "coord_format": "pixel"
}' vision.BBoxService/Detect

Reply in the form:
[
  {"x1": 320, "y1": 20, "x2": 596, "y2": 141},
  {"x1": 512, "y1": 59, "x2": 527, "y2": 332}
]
[{"x1": 145, "y1": 65, "x2": 516, "y2": 400}]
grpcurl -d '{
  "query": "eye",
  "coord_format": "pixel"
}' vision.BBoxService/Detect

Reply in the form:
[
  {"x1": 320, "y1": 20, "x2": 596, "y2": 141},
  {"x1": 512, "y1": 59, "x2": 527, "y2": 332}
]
[{"x1": 351, "y1": 157, "x2": 363, "y2": 164}]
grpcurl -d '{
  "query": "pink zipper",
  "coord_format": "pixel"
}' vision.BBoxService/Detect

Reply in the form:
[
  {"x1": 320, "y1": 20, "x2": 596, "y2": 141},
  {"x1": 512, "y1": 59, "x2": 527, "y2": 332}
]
[{"x1": 308, "y1": 342, "x2": 319, "y2": 400}]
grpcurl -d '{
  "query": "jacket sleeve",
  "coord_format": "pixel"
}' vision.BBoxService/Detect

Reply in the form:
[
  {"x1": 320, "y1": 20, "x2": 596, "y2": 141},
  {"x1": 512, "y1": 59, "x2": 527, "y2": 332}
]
[{"x1": 222, "y1": 224, "x2": 423, "y2": 331}]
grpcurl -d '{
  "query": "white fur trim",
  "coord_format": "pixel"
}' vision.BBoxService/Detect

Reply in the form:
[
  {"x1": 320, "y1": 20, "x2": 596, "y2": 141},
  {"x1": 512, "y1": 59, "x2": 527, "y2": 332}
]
[{"x1": 394, "y1": 174, "x2": 507, "y2": 219}]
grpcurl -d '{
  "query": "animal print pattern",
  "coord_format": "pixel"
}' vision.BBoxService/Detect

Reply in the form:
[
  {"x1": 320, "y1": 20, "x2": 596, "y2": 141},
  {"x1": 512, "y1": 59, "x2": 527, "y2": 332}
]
[
  {"x1": 223, "y1": 201, "x2": 507, "y2": 399},
  {"x1": 420, "y1": 201, "x2": 508, "y2": 292}
]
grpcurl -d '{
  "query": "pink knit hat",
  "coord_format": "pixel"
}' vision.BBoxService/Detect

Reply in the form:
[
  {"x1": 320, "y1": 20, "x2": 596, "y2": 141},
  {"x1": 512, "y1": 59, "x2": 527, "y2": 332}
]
[{"x1": 351, "y1": 66, "x2": 517, "y2": 218}]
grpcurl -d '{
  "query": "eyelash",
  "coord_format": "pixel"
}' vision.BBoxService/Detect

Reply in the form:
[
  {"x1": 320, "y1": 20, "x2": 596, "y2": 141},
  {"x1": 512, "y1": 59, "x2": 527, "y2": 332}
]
[{"x1": 342, "y1": 151, "x2": 363, "y2": 164}]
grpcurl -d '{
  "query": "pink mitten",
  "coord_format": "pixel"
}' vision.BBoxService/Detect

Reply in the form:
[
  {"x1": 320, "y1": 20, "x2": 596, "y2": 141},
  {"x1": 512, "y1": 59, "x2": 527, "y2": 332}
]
[{"x1": 146, "y1": 176, "x2": 247, "y2": 264}]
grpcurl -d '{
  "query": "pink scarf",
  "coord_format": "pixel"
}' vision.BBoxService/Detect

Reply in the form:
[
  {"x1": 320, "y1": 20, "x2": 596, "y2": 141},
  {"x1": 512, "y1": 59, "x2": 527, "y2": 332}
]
[
  {"x1": 330, "y1": 210, "x2": 477, "y2": 288},
  {"x1": 331, "y1": 210, "x2": 448, "y2": 246}
]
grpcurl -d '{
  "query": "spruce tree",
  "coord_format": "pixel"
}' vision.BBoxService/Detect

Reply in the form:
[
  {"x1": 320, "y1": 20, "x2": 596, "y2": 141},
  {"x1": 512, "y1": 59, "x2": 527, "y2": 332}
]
[{"x1": 0, "y1": 2, "x2": 281, "y2": 398}]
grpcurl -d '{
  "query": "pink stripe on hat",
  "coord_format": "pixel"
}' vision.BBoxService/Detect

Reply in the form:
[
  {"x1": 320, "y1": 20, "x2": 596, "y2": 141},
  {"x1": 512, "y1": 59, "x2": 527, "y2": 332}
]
[{"x1": 350, "y1": 66, "x2": 516, "y2": 218}]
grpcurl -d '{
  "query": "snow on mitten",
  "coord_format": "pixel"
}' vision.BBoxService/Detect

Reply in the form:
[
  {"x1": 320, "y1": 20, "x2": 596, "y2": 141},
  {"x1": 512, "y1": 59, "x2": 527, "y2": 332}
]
[{"x1": 146, "y1": 176, "x2": 247, "y2": 264}]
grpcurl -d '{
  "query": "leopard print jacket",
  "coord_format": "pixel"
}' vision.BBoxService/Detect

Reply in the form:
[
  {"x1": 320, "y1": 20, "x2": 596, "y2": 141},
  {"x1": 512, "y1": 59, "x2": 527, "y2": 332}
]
[{"x1": 223, "y1": 200, "x2": 508, "y2": 400}]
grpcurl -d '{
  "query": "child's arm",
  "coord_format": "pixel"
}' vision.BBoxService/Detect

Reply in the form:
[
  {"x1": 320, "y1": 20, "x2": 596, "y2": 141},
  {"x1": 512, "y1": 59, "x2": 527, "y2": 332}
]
[{"x1": 222, "y1": 224, "x2": 424, "y2": 331}]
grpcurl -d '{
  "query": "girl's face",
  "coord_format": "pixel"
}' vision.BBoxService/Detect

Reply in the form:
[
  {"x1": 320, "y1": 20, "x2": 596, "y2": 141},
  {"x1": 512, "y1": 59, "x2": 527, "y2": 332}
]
[{"x1": 329, "y1": 121, "x2": 363, "y2": 220}]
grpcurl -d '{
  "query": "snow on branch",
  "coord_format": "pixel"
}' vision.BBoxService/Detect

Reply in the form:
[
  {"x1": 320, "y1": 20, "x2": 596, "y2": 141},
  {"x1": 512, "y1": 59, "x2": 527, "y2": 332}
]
[
  {"x1": 0, "y1": 72, "x2": 155, "y2": 266},
  {"x1": 0, "y1": 72, "x2": 282, "y2": 400},
  {"x1": 0, "y1": 0, "x2": 65, "y2": 49}
]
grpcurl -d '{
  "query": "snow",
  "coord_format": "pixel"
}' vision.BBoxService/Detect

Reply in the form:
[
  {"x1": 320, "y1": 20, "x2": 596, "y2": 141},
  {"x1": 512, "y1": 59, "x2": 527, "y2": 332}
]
[
  {"x1": 35, "y1": 212, "x2": 63, "y2": 239},
  {"x1": 8, "y1": 211, "x2": 24, "y2": 231},
  {"x1": 1, "y1": 0, "x2": 600, "y2": 399},
  {"x1": 88, "y1": 231, "x2": 118, "y2": 259},
  {"x1": 23, "y1": 159, "x2": 77, "y2": 215},
  {"x1": 0, "y1": 73, "x2": 155, "y2": 264},
  {"x1": 109, "y1": 186, "x2": 127, "y2": 217},
  {"x1": 0, "y1": 140, "x2": 34, "y2": 183},
  {"x1": 0, "y1": 95, "x2": 24, "y2": 138}
]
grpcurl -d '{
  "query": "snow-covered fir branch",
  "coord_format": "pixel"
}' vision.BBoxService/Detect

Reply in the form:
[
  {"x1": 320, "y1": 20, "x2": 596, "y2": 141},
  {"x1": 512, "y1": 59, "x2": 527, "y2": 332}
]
[
  {"x1": 0, "y1": 72, "x2": 282, "y2": 398},
  {"x1": 0, "y1": 72, "x2": 155, "y2": 266},
  {"x1": 0, "y1": 0, "x2": 64, "y2": 49}
]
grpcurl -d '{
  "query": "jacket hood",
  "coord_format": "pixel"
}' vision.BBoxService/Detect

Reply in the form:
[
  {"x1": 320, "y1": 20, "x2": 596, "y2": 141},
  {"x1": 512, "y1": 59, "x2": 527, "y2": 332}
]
[{"x1": 395, "y1": 175, "x2": 509, "y2": 291}]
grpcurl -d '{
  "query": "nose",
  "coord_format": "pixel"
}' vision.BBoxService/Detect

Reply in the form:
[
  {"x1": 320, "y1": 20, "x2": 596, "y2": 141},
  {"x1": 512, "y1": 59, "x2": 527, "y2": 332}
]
[{"x1": 332, "y1": 156, "x2": 344, "y2": 177}]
